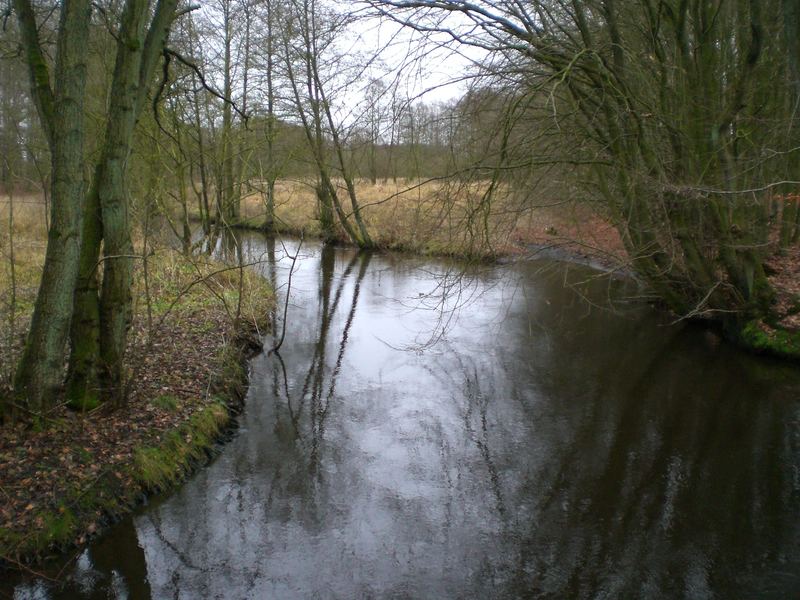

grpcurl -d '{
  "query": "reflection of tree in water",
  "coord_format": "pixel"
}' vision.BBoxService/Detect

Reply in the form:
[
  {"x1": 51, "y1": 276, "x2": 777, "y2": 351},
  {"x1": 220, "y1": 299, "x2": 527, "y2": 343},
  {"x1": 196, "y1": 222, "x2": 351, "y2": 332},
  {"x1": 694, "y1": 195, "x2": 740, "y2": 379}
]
[
  {"x1": 224, "y1": 243, "x2": 373, "y2": 531},
  {"x1": 271, "y1": 244, "x2": 372, "y2": 477},
  {"x1": 426, "y1": 346, "x2": 509, "y2": 524},
  {"x1": 458, "y1": 283, "x2": 800, "y2": 598},
  {"x1": 12, "y1": 520, "x2": 153, "y2": 599},
  {"x1": 39, "y1": 244, "x2": 799, "y2": 599},
  {"x1": 107, "y1": 241, "x2": 375, "y2": 599}
]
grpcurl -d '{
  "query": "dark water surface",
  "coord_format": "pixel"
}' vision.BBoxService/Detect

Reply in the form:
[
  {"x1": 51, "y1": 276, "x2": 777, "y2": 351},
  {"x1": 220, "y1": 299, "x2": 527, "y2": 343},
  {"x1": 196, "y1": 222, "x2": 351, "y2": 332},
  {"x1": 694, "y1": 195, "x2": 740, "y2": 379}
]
[{"x1": 5, "y1": 234, "x2": 800, "y2": 599}]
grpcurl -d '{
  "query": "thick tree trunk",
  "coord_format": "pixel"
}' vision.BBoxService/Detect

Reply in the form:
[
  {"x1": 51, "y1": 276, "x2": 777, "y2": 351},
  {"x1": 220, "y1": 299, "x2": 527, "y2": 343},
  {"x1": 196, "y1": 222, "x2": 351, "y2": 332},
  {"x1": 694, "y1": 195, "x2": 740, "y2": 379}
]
[
  {"x1": 68, "y1": 0, "x2": 179, "y2": 404},
  {"x1": 92, "y1": 0, "x2": 147, "y2": 402},
  {"x1": 99, "y1": 0, "x2": 179, "y2": 402},
  {"x1": 12, "y1": 0, "x2": 91, "y2": 414},
  {"x1": 315, "y1": 179, "x2": 336, "y2": 241},
  {"x1": 65, "y1": 183, "x2": 102, "y2": 409}
]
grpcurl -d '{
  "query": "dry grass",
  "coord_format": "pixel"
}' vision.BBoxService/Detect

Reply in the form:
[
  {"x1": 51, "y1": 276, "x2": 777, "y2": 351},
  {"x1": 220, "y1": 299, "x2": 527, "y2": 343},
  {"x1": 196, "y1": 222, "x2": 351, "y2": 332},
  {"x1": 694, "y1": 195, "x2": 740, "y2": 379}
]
[
  {"x1": 234, "y1": 177, "x2": 624, "y2": 260},
  {"x1": 0, "y1": 195, "x2": 48, "y2": 238},
  {"x1": 133, "y1": 248, "x2": 274, "y2": 331},
  {"x1": 0, "y1": 197, "x2": 48, "y2": 384},
  {"x1": 0, "y1": 195, "x2": 274, "y2": 388},
  {"x1": 0, "y1": 196, "x2": 48, "y2": 295}
]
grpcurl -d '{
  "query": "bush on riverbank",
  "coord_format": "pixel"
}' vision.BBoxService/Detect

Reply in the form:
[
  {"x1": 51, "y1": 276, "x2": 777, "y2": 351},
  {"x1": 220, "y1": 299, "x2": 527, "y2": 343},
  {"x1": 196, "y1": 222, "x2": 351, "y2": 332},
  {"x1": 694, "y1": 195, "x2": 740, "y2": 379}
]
[{"x1": 0, "y1": 201, "x2": 273, "y2": 564}]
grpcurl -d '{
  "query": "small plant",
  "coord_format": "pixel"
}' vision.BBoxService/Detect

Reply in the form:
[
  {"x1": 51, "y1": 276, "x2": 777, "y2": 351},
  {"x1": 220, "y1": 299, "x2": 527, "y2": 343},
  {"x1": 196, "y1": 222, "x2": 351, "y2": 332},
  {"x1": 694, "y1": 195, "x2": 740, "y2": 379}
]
[{"x1": 151, "y1": 394, "x2": 179, "y2": 411}]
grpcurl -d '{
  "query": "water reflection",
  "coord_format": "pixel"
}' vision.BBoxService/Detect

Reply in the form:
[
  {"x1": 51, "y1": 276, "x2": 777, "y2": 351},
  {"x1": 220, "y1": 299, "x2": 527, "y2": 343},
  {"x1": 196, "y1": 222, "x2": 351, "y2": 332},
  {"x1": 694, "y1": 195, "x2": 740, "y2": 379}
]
[
  {"x1": 10, "y1": 524, "x2": 151, "y2": 599},
  {"x1": 488, "y1": 291, "x2": 800, "y2": 598},
  {"x1": 272, "y1": 245, "x2": 372, "y2": 476},
  {"x1": 5, "y1": 236, "x2": 800, "y2": 599}
]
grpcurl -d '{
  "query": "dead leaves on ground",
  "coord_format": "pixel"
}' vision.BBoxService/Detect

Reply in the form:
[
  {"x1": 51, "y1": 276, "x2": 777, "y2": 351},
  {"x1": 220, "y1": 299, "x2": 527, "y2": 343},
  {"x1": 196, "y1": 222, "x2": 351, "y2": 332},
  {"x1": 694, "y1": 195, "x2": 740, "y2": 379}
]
[{"x1": 0, "y1": 302, "x2": 254, "y2": 563}]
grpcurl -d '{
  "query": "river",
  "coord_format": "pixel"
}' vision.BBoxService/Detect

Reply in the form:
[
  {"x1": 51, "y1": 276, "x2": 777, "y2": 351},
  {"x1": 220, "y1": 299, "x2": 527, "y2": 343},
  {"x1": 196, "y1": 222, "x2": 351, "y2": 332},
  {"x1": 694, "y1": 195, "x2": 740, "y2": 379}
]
[{"x1": 6, "y1": 234, "x2": 800, "y2": 598}]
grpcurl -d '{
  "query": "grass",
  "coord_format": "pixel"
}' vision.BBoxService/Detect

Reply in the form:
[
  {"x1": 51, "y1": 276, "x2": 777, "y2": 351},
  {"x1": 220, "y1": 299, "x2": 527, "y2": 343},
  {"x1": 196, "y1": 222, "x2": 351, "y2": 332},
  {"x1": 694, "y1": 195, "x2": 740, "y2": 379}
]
[
  {"x1": 0, "y1": 197, "x2": 47, "y2": 388},
  {"x1": 0, "y1": 196, "x2": 274, "y2": 385},
  {"x1": 254, "y1": 177, "x2": 525, "y2": 256},
  {"x1": 151, "y1": 394, "x2": 179, "y2": 411},
  {"x1": 136, "y1": 246, "x2": 274, "y2": 325},
  {"x1": 133, "y1": 400, "x2": 229, "y2": 491},
  {"x1": 196, "y1": 176, "x2": 624, "y2": 260},
  {"x1": 739, "y1": 320, "x2": 800, "y2": 360}
]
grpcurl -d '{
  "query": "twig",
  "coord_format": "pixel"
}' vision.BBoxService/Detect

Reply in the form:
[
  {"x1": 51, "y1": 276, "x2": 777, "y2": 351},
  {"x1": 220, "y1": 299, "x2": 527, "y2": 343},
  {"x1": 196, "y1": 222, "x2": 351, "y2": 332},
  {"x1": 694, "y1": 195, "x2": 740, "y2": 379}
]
[
  {"x1": 268, "y1": 236, "x2": 303, "y2": 355},
  {"x1": 164, "y1": 48, "x2": 249, "y2": 122},
  {"x1": 0, "y1": 553, "x2": 63, "y2": 583},
  {"x1": 90, "y1": 253, "x2": 149, "y2": 276}
]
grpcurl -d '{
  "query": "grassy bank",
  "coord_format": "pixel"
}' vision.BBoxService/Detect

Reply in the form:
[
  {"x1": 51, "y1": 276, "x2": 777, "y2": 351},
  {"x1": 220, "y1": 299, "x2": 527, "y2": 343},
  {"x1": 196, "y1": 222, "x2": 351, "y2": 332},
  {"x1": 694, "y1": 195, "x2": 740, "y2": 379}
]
[
  {"x1": 737, "y1": 320, "x2": 800, "y2": 361},
  {"x1": 0, "y1": 199, "x2": 273, "y2": 565},
  {"x1": 197, "y1": 177, "x2": 628, "y2": 263}
]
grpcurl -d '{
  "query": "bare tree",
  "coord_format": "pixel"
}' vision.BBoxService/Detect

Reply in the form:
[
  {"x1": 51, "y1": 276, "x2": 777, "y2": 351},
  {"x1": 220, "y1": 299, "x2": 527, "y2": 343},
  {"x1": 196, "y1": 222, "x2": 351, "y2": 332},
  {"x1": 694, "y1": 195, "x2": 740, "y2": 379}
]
[{"x1": 365, "y1": 0, "x2": 800, "y2": 343}]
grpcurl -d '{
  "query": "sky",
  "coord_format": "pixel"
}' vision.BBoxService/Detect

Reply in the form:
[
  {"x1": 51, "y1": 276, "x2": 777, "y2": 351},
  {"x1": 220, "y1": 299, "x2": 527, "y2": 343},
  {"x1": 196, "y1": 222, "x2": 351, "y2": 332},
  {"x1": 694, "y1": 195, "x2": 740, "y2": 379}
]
[{"x1": 330, "y1": 3, "x2": 490, "y2": 130}]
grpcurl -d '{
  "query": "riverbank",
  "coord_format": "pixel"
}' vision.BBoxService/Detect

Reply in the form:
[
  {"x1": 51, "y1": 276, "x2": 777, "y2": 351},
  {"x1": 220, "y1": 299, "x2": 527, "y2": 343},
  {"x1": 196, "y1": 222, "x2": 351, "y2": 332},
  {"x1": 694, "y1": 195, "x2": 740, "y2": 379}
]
[
  {"x1": 0, "y1": 236, "x2": 273, "y2": 566},
  {"x1": 220, "y1": 183, "x2": 800, "y2": 360},
  {"x1": 198, "y1": 179, "x2": 627, "y2": 265},
  {"x1": 190, "y1": 178, "x2": 626, "y2": 261}
]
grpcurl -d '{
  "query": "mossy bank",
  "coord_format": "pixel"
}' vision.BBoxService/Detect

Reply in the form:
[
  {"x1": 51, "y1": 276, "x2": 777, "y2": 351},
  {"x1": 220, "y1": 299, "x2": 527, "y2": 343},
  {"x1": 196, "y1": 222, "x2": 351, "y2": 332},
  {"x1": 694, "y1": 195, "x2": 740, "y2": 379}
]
[
  {"x1": 0, "y1": 249, "x2": 273, "y2": 567},
  {"x1": 736, "y1": 320, "x2": 800, "y2": 361}
]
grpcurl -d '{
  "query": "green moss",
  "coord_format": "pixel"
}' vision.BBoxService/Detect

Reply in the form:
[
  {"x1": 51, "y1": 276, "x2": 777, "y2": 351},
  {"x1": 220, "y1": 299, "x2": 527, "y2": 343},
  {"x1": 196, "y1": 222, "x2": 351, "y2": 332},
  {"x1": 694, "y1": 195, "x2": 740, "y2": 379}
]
[
  {"x1": 0, "y1": 400, "x2": 234, "y2": 561},
  {"x1": 0, "y1": 506, "x2": 78, "y2": 556},
  {"x1": 739, "y1": 320, "x2": 800, "y2": 359},
  {"x1": 38, "y1": 508, "x2": 77, "y2": 547},
  {"x1": 133, "y1": 402, "x2": 229, "y2": 491},
  {"x1": 0, "y1": 528, "x2": 22, "y2": 552},
  {"x1": 75, "y1": 446, "x2": 92, "y2": 463}
]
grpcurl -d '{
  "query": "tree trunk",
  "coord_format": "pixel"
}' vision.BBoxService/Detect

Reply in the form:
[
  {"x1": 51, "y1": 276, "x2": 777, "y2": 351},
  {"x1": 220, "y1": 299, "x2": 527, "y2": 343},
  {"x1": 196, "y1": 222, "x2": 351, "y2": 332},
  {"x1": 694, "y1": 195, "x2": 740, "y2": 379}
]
[
  {"x1": 68, "y1": 0, "x2": 180, "y2": 404},
  {"x1": 190, "y1": 71, "x2": 212, "y2": 237},
  {"x1": 65, "y1": 183, "x2": 102, "y2": 409},
  {"x1": 312, "y1": 64, "x2": 374, "y2": 247},
  {"x1": 221, "y1": 0, "x2": 237, "y2": 223},
  {"x1": 99, "y1": 0, "x2": 179, "y2": 402},
  {"x1": 13, "y1": 0, "x2": 91, "y2": 414},
  {"x1": 263, "y1": 0, "x2": 277, "y2": 232}
]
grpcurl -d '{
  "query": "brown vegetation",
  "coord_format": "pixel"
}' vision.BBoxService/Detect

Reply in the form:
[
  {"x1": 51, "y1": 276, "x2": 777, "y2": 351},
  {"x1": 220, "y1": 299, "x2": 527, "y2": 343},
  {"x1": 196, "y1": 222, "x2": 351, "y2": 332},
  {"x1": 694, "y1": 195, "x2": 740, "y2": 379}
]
[{"x1": 230, "y1": 177, "x2": 627, "y2": 262}]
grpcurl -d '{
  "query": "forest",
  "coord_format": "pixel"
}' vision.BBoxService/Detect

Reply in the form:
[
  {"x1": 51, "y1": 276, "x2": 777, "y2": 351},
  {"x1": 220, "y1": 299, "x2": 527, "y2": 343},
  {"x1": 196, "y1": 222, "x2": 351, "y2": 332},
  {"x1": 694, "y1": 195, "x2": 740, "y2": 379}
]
[{"x1": 1, "y1": 0, "x2": 800, "y2": 589}]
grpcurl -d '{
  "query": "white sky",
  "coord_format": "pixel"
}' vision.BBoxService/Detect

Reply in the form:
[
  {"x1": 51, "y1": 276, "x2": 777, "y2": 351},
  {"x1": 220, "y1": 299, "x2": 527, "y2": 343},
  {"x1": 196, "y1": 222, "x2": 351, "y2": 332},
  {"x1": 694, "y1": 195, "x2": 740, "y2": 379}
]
[
  {"x1": 341, "y1": 6, "x2": 489, "y2": 105},
  {"x1": 328, "y1": 5, "x2": 490, "y2": 133}
]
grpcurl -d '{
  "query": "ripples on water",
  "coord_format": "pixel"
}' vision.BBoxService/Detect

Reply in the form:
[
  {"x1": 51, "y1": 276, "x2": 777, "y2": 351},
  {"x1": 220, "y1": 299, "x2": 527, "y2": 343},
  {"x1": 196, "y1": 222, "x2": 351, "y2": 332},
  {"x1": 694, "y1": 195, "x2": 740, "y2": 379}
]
[{"x1": 6, "y1": 234, "x2": 800, "y2": 599}]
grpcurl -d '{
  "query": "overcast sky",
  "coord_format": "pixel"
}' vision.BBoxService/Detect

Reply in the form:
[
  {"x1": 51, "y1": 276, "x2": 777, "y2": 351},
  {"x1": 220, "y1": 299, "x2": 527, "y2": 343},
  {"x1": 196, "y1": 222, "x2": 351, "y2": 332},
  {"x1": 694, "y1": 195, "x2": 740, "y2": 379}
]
[{"x1": 329, "y1": 4, "x2": 490, "y2": 131}]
